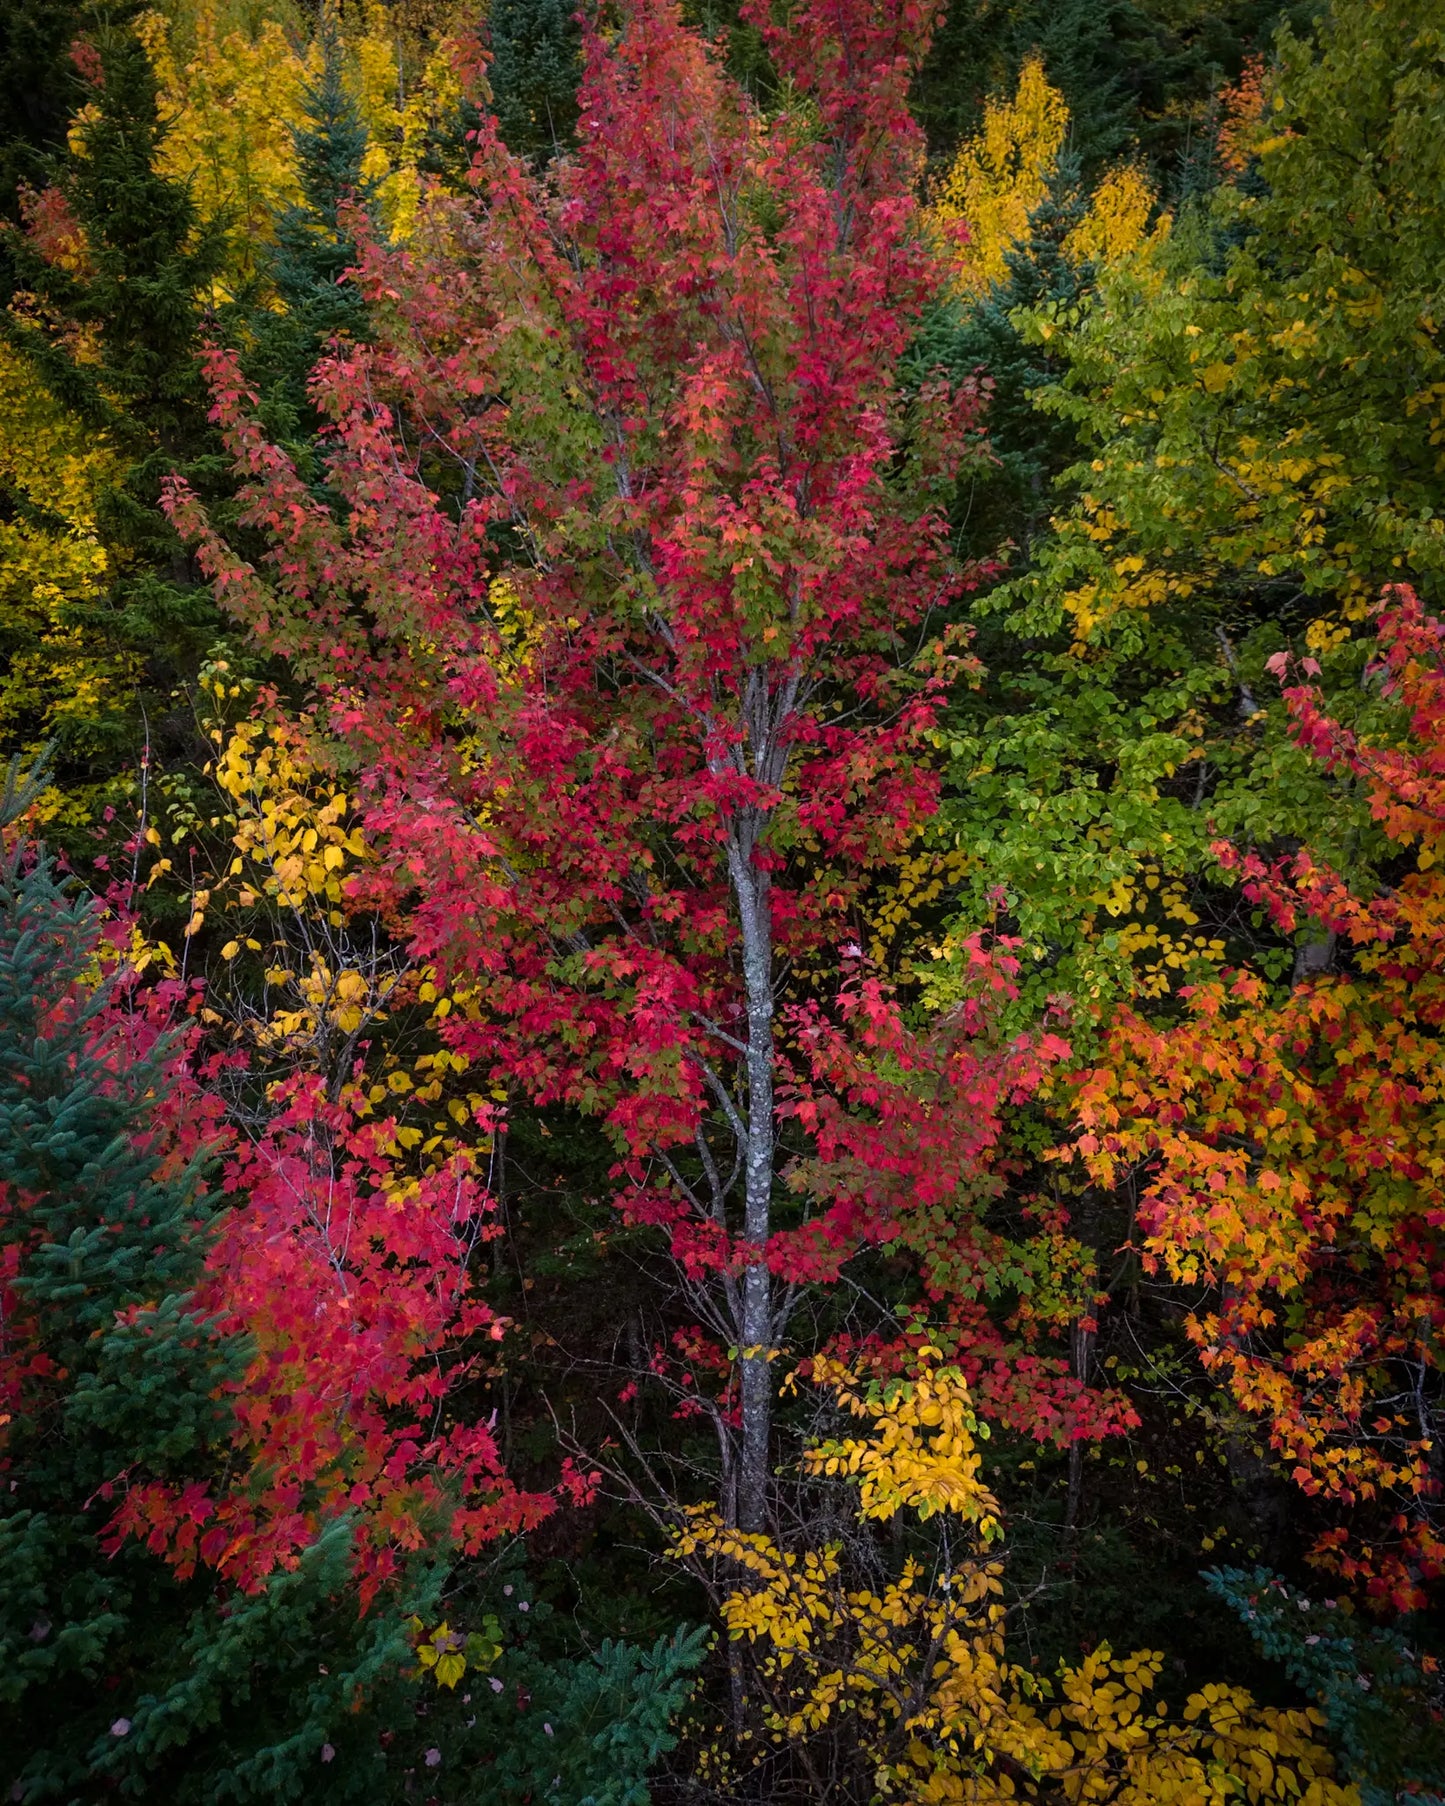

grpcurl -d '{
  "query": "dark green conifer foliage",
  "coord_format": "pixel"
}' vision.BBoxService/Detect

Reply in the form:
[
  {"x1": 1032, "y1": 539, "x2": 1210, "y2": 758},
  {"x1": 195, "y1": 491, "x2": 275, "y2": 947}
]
[
  {"x1": 8, "y1": 13, "x2": 219, "y2": 487},
  {"x1": 911, "y1": 0, "x2": 1309, "y2": 189},
  {"x1": 911, "y1": 154, "x2": 1093, "y2": 560},
  {"x1": 1207, "y1": 1568, "x2": 1445, "y2": 1805},
  {"x1": 1, "y1": 8, "x2": 226, "y2": 769},
  {"x1": 488, "y1": 0, "x2": 581, "y2": 162},
  {"x1": 249, "y1": 17, "x2": 375, "y2": 442},
  {"x1": 423, "y1": 1624, "x2": 707, "y2": 1805},
  {"x1": 0, "y1": 755, "x2": 432, "y2": 1803},
  {"x1": 0, "y1": 0, "x2": 83, "y2": 221}
]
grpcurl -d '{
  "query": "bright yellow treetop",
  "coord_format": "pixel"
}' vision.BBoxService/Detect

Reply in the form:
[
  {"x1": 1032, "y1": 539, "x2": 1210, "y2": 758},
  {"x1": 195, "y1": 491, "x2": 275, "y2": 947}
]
[
  {"x1": 1062, "y1": 161, "x2": 1159, "y2": 269},
  {"x1": 134, "y1": 0, "x2": 471, "y2": 279},
  {"x1": 0, "y1": 341, "x2": 132, "y2": 779},
  {"x1": 137, "y1": 4, "x2": 307, "y2": 287},
  {"x1": 928, "y1": 57, "x2": 1068, "y2": 296},
  {"x1": 928, "y1": 57, "x2": 1161, "y2": 297}
]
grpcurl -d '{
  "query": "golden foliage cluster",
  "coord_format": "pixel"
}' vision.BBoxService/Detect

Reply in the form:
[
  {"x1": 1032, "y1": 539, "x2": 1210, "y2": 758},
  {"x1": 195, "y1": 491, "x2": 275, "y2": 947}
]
[
  {"x1": 927, "y1": 58, "x2": 1161, "y2": 298},
  {"x1": 677, "y1": 1357, "x2": 1357, "y2": 1803}
]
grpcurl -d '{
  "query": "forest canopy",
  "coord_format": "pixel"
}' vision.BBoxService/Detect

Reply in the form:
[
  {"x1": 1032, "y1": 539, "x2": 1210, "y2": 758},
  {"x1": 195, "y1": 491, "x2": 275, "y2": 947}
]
[{"x1": 1, "y1": 0, "x2": 1442, "y2": 1800}]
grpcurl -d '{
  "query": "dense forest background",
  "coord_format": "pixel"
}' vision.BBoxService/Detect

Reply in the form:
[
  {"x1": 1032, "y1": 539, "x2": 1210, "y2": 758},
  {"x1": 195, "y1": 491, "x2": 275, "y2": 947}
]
[{"x1": 1, "y1": 0, "x2": 1442, "y2": 1799}]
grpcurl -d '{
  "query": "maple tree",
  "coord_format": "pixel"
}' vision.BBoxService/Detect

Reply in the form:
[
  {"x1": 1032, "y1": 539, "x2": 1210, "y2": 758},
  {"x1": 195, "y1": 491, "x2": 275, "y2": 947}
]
[
  {"x1": 0, "y1": 753, "x2": 468, "y2": 1798},
  {"x1": 169, "y1": 0, "x2": 1141, "y2": 1550},
  {"x1": 77, "y1": 682, "x2": 558, "y2": 1603},
  {"x1": 4, "y1": 0, "x2": 1445, "y2": 1794},
  {"x1": 0, "y1": 735, "x2": 683, "y2": 1798},
  {"x1": 1074, "y1": 587, "x2": 1445, "y2": 1614},
  {"x1": 0, "y1": 581, "x2": 707, "y2": 1798}
]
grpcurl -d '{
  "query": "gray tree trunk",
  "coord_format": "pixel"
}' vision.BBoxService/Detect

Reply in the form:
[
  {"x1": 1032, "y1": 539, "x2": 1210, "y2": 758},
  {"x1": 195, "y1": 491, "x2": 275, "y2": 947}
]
[{"x1": 730, "y1": 821, "x2": 775, "y2": 1534}]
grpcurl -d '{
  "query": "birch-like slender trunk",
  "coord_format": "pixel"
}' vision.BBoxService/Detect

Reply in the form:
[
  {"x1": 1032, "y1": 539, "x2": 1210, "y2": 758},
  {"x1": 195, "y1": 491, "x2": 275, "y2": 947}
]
[
  {"x1": 730, "y1": 821, "x2": 775, "y2": 1534},
  {"x1": 710, "y1": 658, "x2": 798, "y2": 1534}
]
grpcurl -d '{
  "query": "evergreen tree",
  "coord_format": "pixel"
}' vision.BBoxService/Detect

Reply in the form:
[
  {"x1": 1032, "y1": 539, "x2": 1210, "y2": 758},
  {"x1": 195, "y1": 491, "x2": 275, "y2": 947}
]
[
  {"x1": 403, "y1": 1603, "x2": 707, "y2": 1806},
  {"x1": 910, "y1": 152, "x2": 1094, "y2": 559},
  {"x1": 912, "y1": 0, "x2": 1309, "y2": 190},
  {"x1": 471, "y1": 1628, "x2": 706, "y2": 1805},
  {"x1": 247, "y1": 16, "x2": 375, "y2": 444},
  {"x1": 0, "y1": 754, "x2": 432, "y2": 1802},
  {"x1": 1207, "y1": 1568, "x2": 1445, "y2": 1805},
  {"x1": 488, "y1": 0, "x2": 581, "y2": 162},
  {"x1": 0, "y1": 7, "x2": 225, "y2": 777}
]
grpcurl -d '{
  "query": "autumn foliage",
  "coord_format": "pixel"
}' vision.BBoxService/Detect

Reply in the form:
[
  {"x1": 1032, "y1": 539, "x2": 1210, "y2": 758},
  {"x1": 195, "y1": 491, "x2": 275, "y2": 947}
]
[
  {"x1": 168, "y1": 0, "x2": 1136, "y2": 1550},
  {"x1": 0, "y1": 807, "x2": 547, "y2": 1607},
  {"x1": 3, "y1": 0, "x2": 1445, "y2": 1796},
  {"x1": 678, "y1": 1356, "x2": 1353, "y2": 1802},
  {"x1": 1077, "y1": 588, "x2": 1445, "y2": 1612}
]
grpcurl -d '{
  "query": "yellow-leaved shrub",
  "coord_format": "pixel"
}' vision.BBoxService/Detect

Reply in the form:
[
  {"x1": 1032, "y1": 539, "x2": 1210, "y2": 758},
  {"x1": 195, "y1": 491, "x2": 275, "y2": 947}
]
[{"x1": 674, "y1": 1356, "x2": 1357, "y2": 1803}]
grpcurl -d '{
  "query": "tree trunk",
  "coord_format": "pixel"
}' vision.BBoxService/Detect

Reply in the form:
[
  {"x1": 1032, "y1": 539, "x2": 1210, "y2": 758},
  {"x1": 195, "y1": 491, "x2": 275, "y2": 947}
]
[
  {"x1": 1064, "y1": 1320, "x2": 1094, "y2": 1535},
  {"x1": 730, "y1": 828, "x2": 775, "y2": 1534},
  {"x1": 1292, "y1": 929, "x2": 1337, "y2": 986}
]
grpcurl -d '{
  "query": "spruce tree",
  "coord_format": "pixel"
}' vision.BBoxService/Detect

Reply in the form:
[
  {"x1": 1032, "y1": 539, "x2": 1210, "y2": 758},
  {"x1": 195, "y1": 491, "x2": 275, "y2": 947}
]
[
  {"x1": 248, "y1": 17, "x2": 375, "y2": 445},
  {"x1": 911, "y1": 0, "x2": 1310, "y2": 192},
  {"x1": 488, "y1": 0, "x2": 581, "y2": 162},
  {"x1": 909, "y1": 154, "x2": 1093, "y2": 559},
  {"x1": 0, "y1": 7, "x2": 225, "y2": 776},
  {"x1": 0, "y1": 0, "x2": 82, "y2": 221},
  {"x1": 1207, "y1": 1568, "x2": 1445, "y2": 1804},
  {"x1": 451, "y1": 1626, "x2": 707, "y2": 1804}
]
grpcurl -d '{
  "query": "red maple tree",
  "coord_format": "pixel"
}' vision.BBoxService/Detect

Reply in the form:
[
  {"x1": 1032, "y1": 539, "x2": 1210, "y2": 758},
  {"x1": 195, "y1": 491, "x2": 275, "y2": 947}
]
[
  {"x1": 172, "y1": 0, "x2": 1131, "y2": 1532},
  {"x1": 0, "y1": 846, "x2": 546, "y2": 1612},
  {"x1": 154, "y1": 1068, "x2": 549, "y2": 1602}
]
